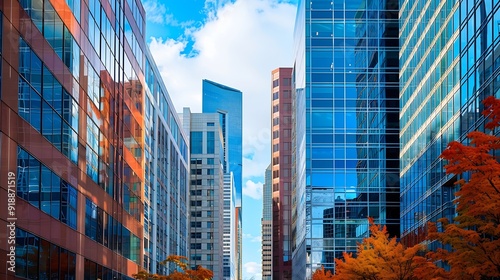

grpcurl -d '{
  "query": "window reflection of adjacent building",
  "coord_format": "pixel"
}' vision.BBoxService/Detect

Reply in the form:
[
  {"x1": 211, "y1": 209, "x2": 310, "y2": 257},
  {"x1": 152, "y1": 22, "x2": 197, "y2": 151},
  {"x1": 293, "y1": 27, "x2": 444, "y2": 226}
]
[
  {"x1": 291, "y1": 0, "x2": 399, "y2": 277},
  {"x1": 399, "y1": 0, "x2": 500, "y2": 248}
]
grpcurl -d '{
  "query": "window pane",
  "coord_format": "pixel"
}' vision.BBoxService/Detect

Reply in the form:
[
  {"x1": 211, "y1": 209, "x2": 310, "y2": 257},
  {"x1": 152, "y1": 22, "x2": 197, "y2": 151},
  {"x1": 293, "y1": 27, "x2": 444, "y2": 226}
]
[
  {"x1": 190, "y1": 131, "x2": 203, "y2": 153},
  {"x1": 206, "y1": 131, "x2": 215, "y2": 153}
]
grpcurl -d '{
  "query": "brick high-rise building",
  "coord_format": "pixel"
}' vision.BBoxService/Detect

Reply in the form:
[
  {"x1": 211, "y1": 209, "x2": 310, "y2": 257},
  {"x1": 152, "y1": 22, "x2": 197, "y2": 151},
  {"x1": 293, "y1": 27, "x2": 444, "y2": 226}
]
[{"x1": 270, "y1": 67, "x2": 293, "y2": 279}]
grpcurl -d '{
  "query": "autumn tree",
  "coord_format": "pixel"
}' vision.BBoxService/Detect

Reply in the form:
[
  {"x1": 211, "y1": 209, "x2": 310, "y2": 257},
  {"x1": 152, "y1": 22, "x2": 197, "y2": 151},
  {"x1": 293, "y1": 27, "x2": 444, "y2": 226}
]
[
  {"x1": 332, "y1": 218, "x2": 445, "y2": 280},
  {"x1": 133, "y1": 255, "x2": 213, "y2": 280},
  {"x1": 427, "y1": 96, "x2": 500, "y2": 279},
  {"x1": 312, "y1": 265, "x2": 334, "y2": 280}
]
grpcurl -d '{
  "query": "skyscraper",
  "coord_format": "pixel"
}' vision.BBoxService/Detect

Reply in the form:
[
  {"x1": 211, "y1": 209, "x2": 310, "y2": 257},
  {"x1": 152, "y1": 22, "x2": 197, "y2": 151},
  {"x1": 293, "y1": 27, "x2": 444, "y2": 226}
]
[
  {"x1": 399, "y1": 0, "x2": 500, "y2": 247},
  {"x1": 182, "y1": 108, "x2": 225, "y2": 279},
  {"x1": 262, "y1": 164, "x2": 272, "y2": 280},
  {"x1": 0, "y1": 0, "x2": 189, "y2": 278},
  {"x1": 271, "y1": 67, "x2": 293, "y2": 279},
  {"x1": 291, "y1": 0, "x2": 400, "y2": 278},
  {"x1": 202, "y1": 79, "x2": 243, "y2": 279},
  {"x1": 143, "y1": 49, "x2": 189, "y2": 274}
]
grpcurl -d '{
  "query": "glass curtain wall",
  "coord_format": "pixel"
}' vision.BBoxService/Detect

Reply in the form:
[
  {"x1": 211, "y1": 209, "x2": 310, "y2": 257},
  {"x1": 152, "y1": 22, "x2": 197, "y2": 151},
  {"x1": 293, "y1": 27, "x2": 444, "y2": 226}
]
[{"x1": 292, "y1": 0, "x2": 399, "y2": 278}]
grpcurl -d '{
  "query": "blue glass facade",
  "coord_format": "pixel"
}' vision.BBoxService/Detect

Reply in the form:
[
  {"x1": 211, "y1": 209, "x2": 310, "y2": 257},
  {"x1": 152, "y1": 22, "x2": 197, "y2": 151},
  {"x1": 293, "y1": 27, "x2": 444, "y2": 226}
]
[
  {"x1": 292, "y1": 0, "x2": 399, "y2": 278},
  {"x1": 202, "y1": 79, "x2": 243, "y2": 279},
  {"x1": 399, "y1": 0, "x2": 460, "y2": 247},
  {"x1": 202, "y1": 80, "x2": 243, "y2": 205},
  {"x1": 399, "y1": 0, "x2": 500, "y2": 247}
]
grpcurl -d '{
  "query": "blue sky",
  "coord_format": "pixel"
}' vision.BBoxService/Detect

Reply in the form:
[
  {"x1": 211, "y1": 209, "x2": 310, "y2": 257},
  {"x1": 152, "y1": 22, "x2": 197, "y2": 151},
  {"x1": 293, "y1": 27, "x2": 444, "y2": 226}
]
[{"x1": 143, "y1": 0, "x2": 297, "y2": 279}]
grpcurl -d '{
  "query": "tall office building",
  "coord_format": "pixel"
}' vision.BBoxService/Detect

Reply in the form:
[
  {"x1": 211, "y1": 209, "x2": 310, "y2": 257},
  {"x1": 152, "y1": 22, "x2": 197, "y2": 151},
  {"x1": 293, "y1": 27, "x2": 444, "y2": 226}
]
[
  {"x1": 0, "y1": 0, "x2": 189, "y2": 278},
  {"x1": 143, "y1": 49, "x2": 189, "y2": 274},
  {"x1": 182, "y1": 108, "x2": 225, "y2": 279},
  {"x1": 262, "y1": 164, "x2": 272, "y2": 280},
  {"x1": 291, "y1": 0, "x2": 400, "y2": 278},
  {"x1": 202, "y1": 79, "x2": 243, "y2": 279},
  {"x1": 399, "y1": 0, "x2": 500, "y2": 246},
  {"x1": 271, "y1": 67, "x2": 293, "y2": 279}
]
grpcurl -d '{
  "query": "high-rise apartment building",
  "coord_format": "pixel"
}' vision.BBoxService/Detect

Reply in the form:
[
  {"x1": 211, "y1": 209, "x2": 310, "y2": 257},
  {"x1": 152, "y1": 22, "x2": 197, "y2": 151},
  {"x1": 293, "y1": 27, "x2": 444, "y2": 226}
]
[
  {"x1": 291, "y1": 0, "x2": 400, "y2": 278},
  {"x1": 271, "y1": 67, "x2": 293, "y2": 279},
  {"x1": 262, "y1": 164, "x2": 272, "y2": 280},
  {"x1": 0, "y1": 0, "x2": 189, "y2": 278},
  {"x1": 202, "y1": 79, "x2": 243, "y2": 279},
  {"x1": 399, "y1": 0, "x2": 500, "y2": 246},
  {"x1": 182, "y1": 108, "x2": 225, "y2": 279}
]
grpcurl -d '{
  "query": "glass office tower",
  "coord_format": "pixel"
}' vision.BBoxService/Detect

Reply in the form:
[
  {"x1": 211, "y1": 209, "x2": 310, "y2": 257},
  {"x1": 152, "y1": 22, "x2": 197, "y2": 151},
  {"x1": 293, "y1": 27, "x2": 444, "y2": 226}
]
[
  {"x1": 400, "y1": 0, "x2": 500, "y2": 246},
  {"x1": 292, "y1": 0, "x2": 400, "y2": 278},
  {"x1": 202, "y1": 80, "x2": 243, "y2": 205},
  {"x1": 202, "y1": 79, "x2": 243, "y2": 279},
  {"x1": 0, "y1": 0, "x2": 189, "y2": 278}
]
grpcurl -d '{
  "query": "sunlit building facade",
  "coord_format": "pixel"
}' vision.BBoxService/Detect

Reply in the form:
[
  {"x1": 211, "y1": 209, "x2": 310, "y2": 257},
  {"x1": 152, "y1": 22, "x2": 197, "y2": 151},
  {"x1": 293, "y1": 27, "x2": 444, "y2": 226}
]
[
  {"x1": 0, "y1": 0, "x2": 189, "y2": 278},
  {"x1": 182, "y1": 109, "x2": 225, "y2": 279},
  {"x1": 143, "y1": 48, "x2": 189, "y2": 274},
  {"x1": 202, "y1": 79, "x2": 243, "y2": 279},
  {"x1": 400, "y1": 0, "x2": 500, "y2": 246},
  {"x1": 271, "y1": 67, "x2": 293, "y2": 279},
  {"x1": 291, "y1": 0, "x2": 400, "y2": 278}
]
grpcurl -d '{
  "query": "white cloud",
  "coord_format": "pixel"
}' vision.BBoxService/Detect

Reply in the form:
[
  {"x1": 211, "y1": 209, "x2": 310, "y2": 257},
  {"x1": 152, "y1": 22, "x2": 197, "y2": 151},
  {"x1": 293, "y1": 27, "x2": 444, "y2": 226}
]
[
  {"x1": 243, "y1": 180, "x2": 263, "y2": 200},
  {"x1": 143, "y1": 0, "x2": 194, "y2": 27},
  {"x1": 143, "y1": 0, "x2": 170, "y2": 24},
  {"x1": 244, "y1": 262, "x2": 262, "y2": 280},
  {"x1": 148, "y1": 0, "x2": 296, "y2": 184},
  {"x1": 243, "y1": 233, "x2": 262, "y2": 243}
]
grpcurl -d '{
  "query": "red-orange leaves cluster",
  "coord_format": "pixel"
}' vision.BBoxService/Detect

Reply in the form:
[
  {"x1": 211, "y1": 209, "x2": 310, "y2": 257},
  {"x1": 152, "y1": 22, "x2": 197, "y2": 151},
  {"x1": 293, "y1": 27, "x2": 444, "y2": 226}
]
[
  {"x1": 133, "y1": 255, "x2": 213, "y2": 280},
  {"x1": 428, "y1": 96, "x2": 500, "y2": 279},
  {"x1": 326, "y1": 218, "x2": 444, "y2": 280},
  {"x1": 312, "y1": 266, "x2": 334, "y2": 280}
]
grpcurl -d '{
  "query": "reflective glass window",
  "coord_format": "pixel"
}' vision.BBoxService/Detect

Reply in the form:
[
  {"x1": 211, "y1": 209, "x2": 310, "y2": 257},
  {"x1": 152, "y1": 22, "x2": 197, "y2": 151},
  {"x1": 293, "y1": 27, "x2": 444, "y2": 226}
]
[
  {"x1": 190, "y1": 131, "x2": 203, "y2": 154},
  {"x1": 206, "y1": 131, "x2": 215, "y2": 154}
]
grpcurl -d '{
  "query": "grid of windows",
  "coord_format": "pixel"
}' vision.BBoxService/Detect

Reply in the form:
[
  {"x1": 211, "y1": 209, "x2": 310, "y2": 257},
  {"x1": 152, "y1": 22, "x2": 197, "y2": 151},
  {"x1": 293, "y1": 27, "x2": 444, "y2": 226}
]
[
  {"x1": 17, "y1": 147, "x2": 78, "y2": 230},
  {"x1": 400, "y1": 0, "x2": 500, "y2": 247},
  {"x1": 8, "y1": 0, "x2": 192, "y2": 277},
  {"x1": 19, "y1": 0, "x2": 80, "y2": 78},
  {"x1": 84, "y1": 198, "x2": 140, "y2": 263},
  {"x1": 15, "y1": 229, "x2": 77, "y2": 279},
  {"x1": 186, "y1": 113, "x2": 227, "y2": 279},
  {"x1": 292, "y1": 0, "x2": 399, "y2": 277},
  {"x1": 18, "y1": 38, "x2": 79, "y2": 164}
]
